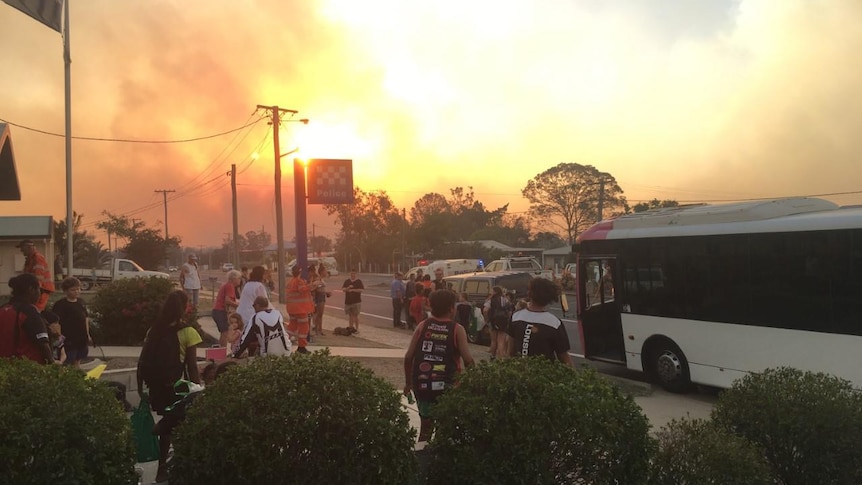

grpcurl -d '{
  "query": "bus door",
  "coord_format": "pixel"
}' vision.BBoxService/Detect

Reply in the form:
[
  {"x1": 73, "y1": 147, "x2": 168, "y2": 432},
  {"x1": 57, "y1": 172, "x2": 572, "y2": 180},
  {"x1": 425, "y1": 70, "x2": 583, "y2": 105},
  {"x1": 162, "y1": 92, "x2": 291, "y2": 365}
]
[{"x1": 579, "y1": 258, "x2": 625, "y2": 363}]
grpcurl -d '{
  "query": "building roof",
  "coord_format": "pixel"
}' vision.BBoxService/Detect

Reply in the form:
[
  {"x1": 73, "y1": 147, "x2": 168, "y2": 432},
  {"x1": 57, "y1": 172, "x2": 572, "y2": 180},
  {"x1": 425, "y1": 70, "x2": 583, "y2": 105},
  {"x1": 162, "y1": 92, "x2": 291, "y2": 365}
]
[
  {"x1": 0, "y1": 216, "x2": 54, "y2": 239},
  {"x1": 263, "y1": 242, "x2": 297, "y2": 252},
  {"x1": 543, "y1": 245, "x2": 573, "y2": 256},
  {"x1": 0, "y1": 123, "x2": 21, "y2": 200}
]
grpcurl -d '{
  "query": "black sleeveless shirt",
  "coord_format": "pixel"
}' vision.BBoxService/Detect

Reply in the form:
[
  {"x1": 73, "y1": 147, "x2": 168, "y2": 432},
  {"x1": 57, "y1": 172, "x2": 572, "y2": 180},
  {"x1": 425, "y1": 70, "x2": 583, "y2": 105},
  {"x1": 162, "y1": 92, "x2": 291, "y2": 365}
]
[{"x1": 411, "y1": 318, "x2": 459, "y2": 402}]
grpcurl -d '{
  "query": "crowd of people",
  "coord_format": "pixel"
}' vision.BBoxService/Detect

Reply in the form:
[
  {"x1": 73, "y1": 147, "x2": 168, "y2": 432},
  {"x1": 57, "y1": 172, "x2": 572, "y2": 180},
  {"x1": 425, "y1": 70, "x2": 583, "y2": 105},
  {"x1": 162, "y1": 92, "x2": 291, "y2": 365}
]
[
  {"x1": 0, "y1": 240, "x2": 93, "y2": 368},
  {"x1": 402, "y1": 275, "x2": 573, "y2": 441},
  {"x1": 1, "y1": 245, "x2": 573, "y2": 467}
]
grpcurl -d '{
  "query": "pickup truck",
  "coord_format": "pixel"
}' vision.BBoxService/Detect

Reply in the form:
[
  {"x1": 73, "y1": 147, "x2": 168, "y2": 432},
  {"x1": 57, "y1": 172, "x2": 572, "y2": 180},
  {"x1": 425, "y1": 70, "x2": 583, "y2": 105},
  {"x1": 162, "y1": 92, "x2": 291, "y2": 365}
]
[
  {"x1": 483, "y1": 256, "x2": 555, "y2": 280},
  {"x1": 70, "y1": 258, "x2": 171, "y2": 290}
]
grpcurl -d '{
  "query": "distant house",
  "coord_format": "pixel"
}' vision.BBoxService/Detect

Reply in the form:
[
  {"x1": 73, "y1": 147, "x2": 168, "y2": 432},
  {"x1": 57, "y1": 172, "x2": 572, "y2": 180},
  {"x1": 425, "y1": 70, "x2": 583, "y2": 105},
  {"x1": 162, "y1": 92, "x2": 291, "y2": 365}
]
[
  {"x1": 0, "y1": 216, "x2": 54, "y2": 296},
  {"x1": 259, "y1": 241, "x2": 297, "y2": 270},
  {"x1": 542, "y1": 245, "x2": 574, "y2": 272},
  {"x1": 0, "y1": 126, "x2": 55, "y2": 295},
  {"x1": 464, "y1": 240, "x2": 545, "y2": 259}
]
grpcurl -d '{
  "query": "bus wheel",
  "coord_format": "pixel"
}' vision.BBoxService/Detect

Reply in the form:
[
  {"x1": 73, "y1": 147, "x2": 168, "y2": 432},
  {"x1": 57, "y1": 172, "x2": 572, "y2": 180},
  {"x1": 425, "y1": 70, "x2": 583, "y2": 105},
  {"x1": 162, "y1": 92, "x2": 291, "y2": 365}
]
[
  {"x1": 648, "y1": 340, "x2": 692, "y2": 393},
  {"x1": 79, "y1": 279, "x2": 92, "y2": 291}
]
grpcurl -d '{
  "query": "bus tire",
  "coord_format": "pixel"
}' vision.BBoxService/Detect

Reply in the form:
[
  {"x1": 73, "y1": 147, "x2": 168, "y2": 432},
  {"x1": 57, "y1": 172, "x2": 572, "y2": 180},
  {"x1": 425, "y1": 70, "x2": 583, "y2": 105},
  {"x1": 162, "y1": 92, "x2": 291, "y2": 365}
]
[
  {"x1": 79, "y1": 279, "x2": 93, "y2": 291},
  {"x1": 646, "y1": 339, "x2": 692, "y2": 393}
]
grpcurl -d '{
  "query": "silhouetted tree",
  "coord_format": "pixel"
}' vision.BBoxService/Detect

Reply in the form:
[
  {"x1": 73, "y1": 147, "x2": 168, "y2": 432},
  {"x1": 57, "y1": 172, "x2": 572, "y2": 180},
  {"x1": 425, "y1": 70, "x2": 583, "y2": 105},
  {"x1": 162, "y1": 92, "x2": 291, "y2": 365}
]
[
  {"x1": 522, "y1": 163, "x2": 627, "y2": 245},
  {"x1": 632, "y1": 199, "x2": 680, "y2": 213},
  {"x1": 96, "y1": 212, "x2": 180, "y2": 269}
]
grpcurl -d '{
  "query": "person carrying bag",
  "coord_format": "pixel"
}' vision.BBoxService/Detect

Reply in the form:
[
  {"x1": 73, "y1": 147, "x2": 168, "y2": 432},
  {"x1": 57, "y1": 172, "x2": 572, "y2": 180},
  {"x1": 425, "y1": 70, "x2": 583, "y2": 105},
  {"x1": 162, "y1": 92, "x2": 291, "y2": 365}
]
[{"x1": 131, "y1": 394, "x2": 160, "y2": 463}]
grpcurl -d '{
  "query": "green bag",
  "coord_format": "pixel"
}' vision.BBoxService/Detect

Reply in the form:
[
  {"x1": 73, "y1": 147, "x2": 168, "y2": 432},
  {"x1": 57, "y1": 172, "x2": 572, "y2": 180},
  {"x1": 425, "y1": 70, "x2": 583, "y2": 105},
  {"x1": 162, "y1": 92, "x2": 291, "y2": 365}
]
[{"x1": 131, "y1": 394, "x2": 160, "y2": 462}]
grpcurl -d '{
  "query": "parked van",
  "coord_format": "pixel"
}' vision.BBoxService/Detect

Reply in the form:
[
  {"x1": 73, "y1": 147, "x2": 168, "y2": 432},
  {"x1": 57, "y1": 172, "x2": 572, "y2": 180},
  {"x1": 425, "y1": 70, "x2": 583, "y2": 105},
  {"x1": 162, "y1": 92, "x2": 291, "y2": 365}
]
[
  {"x1": 286, "y1": 256, "x2": 339, "y2": 276},
  {"x1": 441, "y1": 271, "x2": 533, "y2": 344}
]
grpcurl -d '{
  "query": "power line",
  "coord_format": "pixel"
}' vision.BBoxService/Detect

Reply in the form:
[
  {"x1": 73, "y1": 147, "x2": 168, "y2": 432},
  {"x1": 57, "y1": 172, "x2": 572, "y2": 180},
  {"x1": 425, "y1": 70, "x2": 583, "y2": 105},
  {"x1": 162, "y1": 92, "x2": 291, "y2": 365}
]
[
  {"x1": 78, "y1": 131, "x2": 273, "y2": 231},
  {"x1": 0, "y1": 116, "x2": 266, "y2": 144},
  {"x1": 175, "y1": 112, "x2": 263, "y2": 191}
]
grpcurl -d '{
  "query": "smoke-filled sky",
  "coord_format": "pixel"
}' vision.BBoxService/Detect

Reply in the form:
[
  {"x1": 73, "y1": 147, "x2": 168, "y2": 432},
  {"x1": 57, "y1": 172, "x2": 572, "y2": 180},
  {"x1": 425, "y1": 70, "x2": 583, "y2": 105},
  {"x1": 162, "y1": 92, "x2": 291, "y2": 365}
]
[{"x1": 2, "y1": 0, "x2": 862, "y2": 247}]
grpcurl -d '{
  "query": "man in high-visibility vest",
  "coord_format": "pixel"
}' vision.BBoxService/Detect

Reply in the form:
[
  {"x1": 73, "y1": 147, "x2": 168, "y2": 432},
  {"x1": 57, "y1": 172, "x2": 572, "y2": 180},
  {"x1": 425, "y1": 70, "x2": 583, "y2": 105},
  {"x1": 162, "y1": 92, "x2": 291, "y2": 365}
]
[
  {"x1": 285, "y1": 265, "x2": 321, "y2": 354},
  {"x1": 18, "y1": 239, "x2": 55, "y2": 311}
]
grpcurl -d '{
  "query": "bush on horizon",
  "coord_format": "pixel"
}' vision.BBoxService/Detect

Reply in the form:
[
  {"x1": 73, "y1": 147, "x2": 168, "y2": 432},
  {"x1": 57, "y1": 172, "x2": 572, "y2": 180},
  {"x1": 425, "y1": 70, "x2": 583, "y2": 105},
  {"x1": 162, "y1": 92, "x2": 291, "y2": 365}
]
[
  {"x1": 427, "y1": 358, "x2": 655, "y2": 484},
  {"x1": 0, "y1": 358, "x2": 137, "y2": 484},
  {"x1": 90, "y1": 277, "x2": 196, "y2": 345},
  {"x1": 712, "y1": 367, "x2": 862, "y2": 485},
  {"x1": 169, "y1": 352, "x2": 418, "y2": 484}
]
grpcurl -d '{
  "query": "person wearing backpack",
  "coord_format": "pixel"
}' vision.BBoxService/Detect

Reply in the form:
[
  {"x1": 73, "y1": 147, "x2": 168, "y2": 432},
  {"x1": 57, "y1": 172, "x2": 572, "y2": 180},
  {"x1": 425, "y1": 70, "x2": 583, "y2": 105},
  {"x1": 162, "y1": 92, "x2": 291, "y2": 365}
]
[
  {"x1": 0, "y1": 273, "x2": 54, "y2": 365},
  {"x1": 232, "y1": 296, "x2": 296, "y2": 358},
  {"x1": 136, "y1": 289, "x2": 202, "y2": 483}
]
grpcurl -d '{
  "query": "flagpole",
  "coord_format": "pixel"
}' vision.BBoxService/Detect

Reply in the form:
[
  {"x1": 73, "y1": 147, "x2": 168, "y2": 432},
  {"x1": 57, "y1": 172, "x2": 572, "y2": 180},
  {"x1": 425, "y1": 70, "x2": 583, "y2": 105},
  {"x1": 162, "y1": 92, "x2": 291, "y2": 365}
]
[{"x1": 63, "y1": 0, "x2": 73, "y2": 277}]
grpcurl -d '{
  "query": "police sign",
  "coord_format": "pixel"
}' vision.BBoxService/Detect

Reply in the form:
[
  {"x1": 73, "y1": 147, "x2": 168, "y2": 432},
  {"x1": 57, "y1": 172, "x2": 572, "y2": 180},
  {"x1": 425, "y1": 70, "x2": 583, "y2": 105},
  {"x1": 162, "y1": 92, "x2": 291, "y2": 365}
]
[{"x1": 306, "y1": 159, "x2": 354, "y2": 204}]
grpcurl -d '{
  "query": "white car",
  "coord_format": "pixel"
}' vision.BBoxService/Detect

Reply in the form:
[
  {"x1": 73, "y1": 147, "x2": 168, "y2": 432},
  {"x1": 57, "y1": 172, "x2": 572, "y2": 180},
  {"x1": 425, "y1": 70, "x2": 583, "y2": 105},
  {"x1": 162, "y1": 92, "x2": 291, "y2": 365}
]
[
  {"x1": 484, "y1": 256, "x2": 555, "y2": 280},
  {"x1": 221, "y1": 263, "x2": 235, "y2": 272}
]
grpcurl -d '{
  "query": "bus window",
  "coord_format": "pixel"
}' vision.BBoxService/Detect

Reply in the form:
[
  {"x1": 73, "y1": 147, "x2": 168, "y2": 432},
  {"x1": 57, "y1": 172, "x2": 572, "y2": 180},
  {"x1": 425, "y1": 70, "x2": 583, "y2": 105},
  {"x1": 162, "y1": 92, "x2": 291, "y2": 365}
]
[
  {"x1": 585, "y1": 261, "x2": 601, "y2": 308},
  {"x1": 584, "y1": 259, "x2": 615, "y2": 308},
  {"x1": 600, "y1": 261, "x2": 615, "y2": 300}
]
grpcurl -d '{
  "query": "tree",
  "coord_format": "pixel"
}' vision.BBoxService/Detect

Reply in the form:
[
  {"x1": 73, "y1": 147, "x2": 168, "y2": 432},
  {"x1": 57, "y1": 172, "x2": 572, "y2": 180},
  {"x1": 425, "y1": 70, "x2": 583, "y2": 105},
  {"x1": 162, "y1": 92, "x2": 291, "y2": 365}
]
[
  {"x1": 54, "y1": 212, "x2": 110, "y2": 269},
  {"x1": 522, "y1": 163, "x2": 627, "y2": 245},
  {"x1": 244, "y1": 229, "x2": 271, "y2": 251},
  {"x1": 96, "y1": 212, "x2": 180, "y2": 269},
  {"x1": 409, "y1": 192, "x2": 450, "y2": 227},
  {"x1": 124, "y1": 229, "x2": 174, "y2": 270},
  {"x1": 468, "y1": 213, "x2": 532, "y2": 248},
  {"x1": 533, "y1": 231, "x2": 567, "y2": 249},
  {"x1": 632, "y1": 198, "x2": 680, "y2": 213},
  {"x1": 323, "y1": 188, "x2": 405, "y2": 270},
  {"x1": 308, "y1": 235, "x2": 333, "y2": 255},
  {"x1": 408, "y1": 187, "x2": 511, "y2": 255}
]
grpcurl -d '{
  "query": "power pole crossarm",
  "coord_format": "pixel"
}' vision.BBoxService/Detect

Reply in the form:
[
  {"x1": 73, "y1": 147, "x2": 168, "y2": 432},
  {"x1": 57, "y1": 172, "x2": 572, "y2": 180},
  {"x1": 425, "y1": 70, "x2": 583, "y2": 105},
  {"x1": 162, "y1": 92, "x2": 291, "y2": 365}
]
[{"x1": 154, "y1": 189, "x2": 176, "y2": 238}]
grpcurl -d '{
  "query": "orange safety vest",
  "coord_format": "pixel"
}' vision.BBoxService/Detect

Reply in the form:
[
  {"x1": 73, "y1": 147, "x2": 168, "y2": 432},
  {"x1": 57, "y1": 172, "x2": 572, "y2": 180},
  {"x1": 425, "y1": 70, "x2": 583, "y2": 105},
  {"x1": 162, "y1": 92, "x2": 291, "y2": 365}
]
[
  {"x1": 25, "y1": 250, "x2": 54, "y2": 311},
  {"x1": 285, "y1": 277, "x2": 315, "y2": 315}
]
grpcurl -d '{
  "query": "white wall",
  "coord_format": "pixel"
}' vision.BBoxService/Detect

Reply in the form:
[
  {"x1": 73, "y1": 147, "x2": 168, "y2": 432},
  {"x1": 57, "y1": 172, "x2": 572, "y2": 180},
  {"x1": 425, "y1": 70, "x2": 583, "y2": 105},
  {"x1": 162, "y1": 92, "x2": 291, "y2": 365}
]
[{"x1": 0, "y1": 239, "x2": 53, "y2": 296}]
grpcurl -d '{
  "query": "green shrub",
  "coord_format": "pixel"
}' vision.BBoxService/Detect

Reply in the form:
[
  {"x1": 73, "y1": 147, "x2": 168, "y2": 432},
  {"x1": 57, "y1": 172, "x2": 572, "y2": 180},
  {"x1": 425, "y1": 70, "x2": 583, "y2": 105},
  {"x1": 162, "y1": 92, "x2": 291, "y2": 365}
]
[
  {"x1": 90, "y1": 277, "x2": 194, "y2": 345},
  {"x1": 0, "y1": 358, "x2": 137, "y2": 484},
  {"x1": 712, "y1": 367, "x2": 862, "y2": 485},
  {"x1": 169, "y1": 352, "x2": 418, "y2": 484},
  {"x1": 649, "y1": 418, "x2": 773, "y2": 484},
  {"x1": 427, "y1": 358, "x2": 655, "y2": 484}
]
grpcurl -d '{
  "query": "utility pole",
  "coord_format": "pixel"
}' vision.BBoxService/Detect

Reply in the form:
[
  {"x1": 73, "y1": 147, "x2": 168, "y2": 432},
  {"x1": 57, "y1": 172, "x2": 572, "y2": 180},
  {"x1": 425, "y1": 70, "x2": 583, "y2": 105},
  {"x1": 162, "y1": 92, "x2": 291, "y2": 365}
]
[
  {"x1": 597, "y1": 179, "x2": 606, "y2": 223},
  {"x1": 229, "y1": 164, "x2": 239, "y2": 265},
  {"x1": 155, "y1": 189, "x2": 175, "y2": 267},
  {"x1": 256, "y1": 104, "x2": 301, "y2": 304},
  {"x1": 154, "y1": 189, "x2": 175, "y2": 239}
]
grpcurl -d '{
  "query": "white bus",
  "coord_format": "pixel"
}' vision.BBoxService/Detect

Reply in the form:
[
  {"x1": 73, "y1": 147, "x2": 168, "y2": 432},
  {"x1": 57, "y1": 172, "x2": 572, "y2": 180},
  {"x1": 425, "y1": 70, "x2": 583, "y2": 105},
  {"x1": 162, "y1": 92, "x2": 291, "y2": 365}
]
[{"x1": 575, "y1": 197, "x2": 862, "y2": 392}]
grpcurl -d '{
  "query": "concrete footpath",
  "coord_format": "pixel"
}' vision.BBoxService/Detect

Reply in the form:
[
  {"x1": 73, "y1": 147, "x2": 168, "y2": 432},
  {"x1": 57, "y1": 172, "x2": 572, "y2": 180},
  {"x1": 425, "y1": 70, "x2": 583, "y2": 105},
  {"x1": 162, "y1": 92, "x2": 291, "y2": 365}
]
[{"x1": 94, "y1": 304, "x2": 712, "y2": 483}]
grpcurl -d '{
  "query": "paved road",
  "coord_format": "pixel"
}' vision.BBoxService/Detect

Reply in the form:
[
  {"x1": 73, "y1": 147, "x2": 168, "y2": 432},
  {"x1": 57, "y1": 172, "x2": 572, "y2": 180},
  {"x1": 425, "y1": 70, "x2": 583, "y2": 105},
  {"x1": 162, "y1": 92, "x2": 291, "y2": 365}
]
[
  {"x1": 194, "y1": 270, "x2": 717, "y2": 393},
  {"x1": 324, "y1": 274, "x2": 584, "y2": 353},
  {"x1": 193, "y1": 270, "x2": 587, "y2": 357}
]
